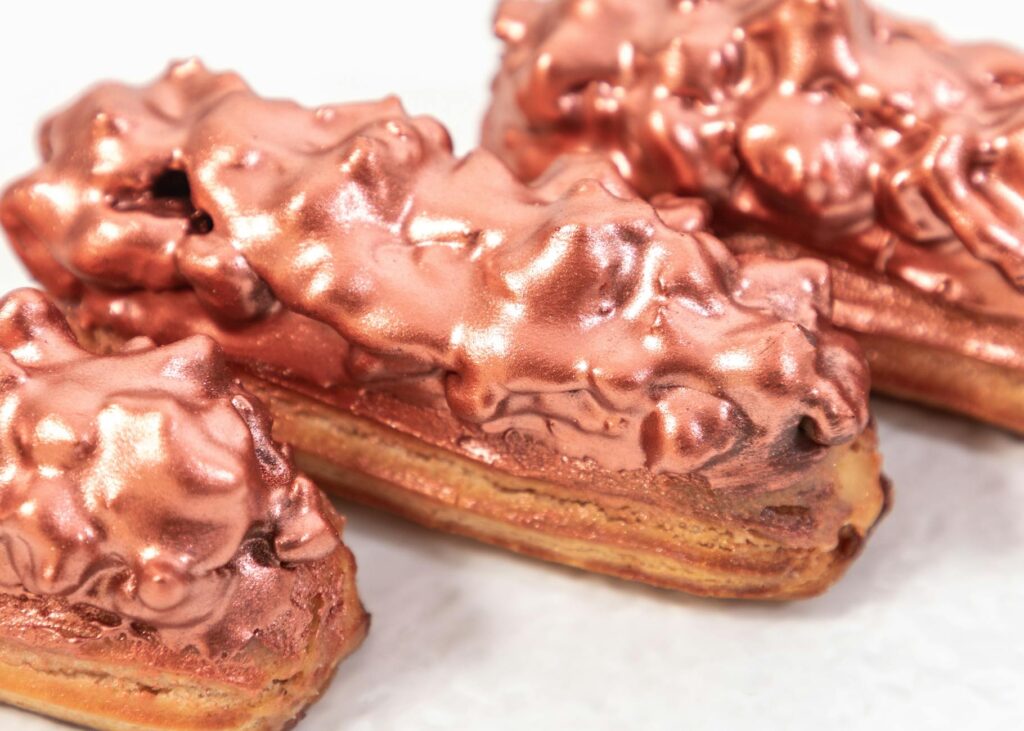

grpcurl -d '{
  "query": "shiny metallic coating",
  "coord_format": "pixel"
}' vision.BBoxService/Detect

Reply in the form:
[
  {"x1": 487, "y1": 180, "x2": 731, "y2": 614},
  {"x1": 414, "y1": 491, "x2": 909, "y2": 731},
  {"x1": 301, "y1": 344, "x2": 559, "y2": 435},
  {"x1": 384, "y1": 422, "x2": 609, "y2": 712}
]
[
  {"x1": 1, "y1": 61, "x2": 869, "y2": 491},
  {"x1": 0, "y1": 288, "x2": 341, "y2": 652},
  {"x1": 484, "y1": 0, "x2": 1024, "y2": 366}
]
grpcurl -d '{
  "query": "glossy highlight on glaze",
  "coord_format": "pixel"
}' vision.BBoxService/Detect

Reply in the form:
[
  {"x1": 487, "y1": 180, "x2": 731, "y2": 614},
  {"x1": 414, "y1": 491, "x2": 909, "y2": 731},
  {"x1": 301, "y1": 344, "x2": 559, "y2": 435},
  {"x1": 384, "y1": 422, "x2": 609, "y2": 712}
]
[
  {"x1": 1, "y1": 61, "x2": 870, "y2": 491},
  {"x1": 484, "y1": 0, "x2": 1024, "y2": 353},
  {"x1": 0, "y1": 288, "x2": 341, "y2": 651}
]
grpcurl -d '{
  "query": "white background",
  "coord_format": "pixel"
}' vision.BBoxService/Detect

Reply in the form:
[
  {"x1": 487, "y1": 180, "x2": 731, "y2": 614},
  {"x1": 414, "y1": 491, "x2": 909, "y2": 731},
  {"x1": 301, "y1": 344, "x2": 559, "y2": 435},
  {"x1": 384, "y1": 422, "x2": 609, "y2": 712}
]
[{"x1": 1, "y1": 1, "x2": 1022, "y2": 729}]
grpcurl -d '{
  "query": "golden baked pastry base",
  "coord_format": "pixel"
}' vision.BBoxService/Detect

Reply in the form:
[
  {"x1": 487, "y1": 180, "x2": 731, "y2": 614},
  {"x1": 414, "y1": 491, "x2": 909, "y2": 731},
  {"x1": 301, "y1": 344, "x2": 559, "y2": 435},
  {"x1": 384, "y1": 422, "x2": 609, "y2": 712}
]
[
  {"x1": 242, "y1": 376, "x2": 889, "y2": 601},
  {"x1": 860, "y1": 333, "x2": 1024, "y2": 435},
  {"x1": 0, "y1": 555, "x2": 368, "y2": 731}
]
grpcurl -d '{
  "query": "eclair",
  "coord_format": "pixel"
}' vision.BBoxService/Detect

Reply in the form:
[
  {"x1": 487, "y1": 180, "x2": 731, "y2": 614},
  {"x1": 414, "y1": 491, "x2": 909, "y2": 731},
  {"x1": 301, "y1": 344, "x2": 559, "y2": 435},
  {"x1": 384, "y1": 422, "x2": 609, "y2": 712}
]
[
  {"x1": 0, "y1": 61, "x2": 887, "y2": 599},
  {"x1": 484, "y1": 0, "x2": 1024, "y2": 432},
  {"x1": 0, "y1": 288, "x2": 367, "y2": 730}
]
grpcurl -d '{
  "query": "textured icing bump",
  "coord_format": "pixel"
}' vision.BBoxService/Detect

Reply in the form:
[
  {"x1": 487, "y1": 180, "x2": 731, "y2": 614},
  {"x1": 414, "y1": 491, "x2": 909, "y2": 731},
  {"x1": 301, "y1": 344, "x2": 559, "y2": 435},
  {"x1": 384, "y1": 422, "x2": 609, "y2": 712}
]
[
  {"x1": 0, "y1": 288, "x2": 340, "y2": 648},
  {"x1": 1, "y1": 61, "x2": 869, "y2": 490},
  {"x1": 484, "y1": 0, "x2": 1024, "y2": 336}
]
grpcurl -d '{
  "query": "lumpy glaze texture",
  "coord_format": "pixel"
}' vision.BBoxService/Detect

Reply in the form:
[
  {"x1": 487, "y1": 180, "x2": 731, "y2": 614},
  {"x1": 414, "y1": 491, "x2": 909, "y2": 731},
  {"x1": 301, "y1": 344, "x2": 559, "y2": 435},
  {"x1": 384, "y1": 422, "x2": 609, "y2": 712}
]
[
  {"x1": 484, "y1": 0, "x2": 1024, "y2": 354},
  {"x1": 0, "y1": 288, "x2": 341, "y2": 652},
  {"x1": 1, "y1": 61, "x2": 869, "y2": 491}
]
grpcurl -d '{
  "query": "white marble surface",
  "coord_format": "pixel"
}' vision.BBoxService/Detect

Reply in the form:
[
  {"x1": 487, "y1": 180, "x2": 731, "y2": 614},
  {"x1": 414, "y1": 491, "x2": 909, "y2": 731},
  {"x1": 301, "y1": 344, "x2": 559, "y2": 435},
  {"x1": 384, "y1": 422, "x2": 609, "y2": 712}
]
[{"x1": 0, "y1": 1, "x2": 1022, "y2": 728}]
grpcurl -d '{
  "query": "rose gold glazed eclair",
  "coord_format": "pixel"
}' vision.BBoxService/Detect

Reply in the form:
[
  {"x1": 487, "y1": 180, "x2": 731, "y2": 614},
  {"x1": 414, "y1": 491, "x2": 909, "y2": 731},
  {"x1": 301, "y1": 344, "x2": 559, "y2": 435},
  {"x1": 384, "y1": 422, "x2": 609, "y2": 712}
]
[
  {"x1": 0, "y1": 288, "x2": 367, "y2": 730},
  {"x1": 1, "y1": 61, "x2": 887, "y2": 599},
  {"x1": 484, "y1": 0, "x2": 1024, "y2": 433}
]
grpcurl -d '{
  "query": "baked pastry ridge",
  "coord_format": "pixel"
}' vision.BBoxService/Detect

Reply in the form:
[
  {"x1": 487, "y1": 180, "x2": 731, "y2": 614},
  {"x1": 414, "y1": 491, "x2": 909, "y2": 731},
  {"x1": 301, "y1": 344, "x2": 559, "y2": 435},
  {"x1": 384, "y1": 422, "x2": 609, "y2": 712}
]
[
  {"x1": 0, "y1": 287, "x2": 367, "y2": 730},
  {"x1": 1, "y1": 60, "x2": 887, "y2": 598},
  {"x1": 483, "y1": 0, "x2": 1024, "y2": 432}
]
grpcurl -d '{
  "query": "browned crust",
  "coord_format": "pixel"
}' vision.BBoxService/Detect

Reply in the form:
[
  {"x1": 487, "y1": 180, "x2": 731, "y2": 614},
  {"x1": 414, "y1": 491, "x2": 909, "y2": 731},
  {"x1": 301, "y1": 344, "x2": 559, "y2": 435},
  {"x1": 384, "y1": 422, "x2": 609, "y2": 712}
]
[
  {"x1": 242, "y1": 375, "x2": 888, "y2": 600},
  {"x1": 859, "y1": 333, "x2": 1024, "y2": 434},
  {"x1": 845, "y1": 282, "x2": 1024, "y2": 434},
  {"x1": 0, "y1": 546, "x2": 369, "y2": 730}
]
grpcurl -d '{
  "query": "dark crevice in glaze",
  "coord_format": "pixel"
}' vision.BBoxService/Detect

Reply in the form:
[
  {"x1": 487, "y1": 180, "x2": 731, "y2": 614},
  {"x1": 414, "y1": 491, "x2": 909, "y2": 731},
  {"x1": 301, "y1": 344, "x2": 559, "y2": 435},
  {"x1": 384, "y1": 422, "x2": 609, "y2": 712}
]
[{"x1": 110, "y1": 167, "x2": 214, "y2": 235}]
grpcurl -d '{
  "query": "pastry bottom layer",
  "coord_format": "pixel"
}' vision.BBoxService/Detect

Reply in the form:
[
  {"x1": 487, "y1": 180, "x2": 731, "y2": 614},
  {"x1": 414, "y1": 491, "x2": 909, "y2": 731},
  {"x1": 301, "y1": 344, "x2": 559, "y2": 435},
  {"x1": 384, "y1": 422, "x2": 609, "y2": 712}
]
[
  {"x1": 241, "y1": 376, "x2": 889, "y2": 600},
  {"x1": 860, "y1": 333, "x2": 1024, "y2": 434},
  {"x1": 0, "y1": 558, "x2": 368, "y2": 731}
]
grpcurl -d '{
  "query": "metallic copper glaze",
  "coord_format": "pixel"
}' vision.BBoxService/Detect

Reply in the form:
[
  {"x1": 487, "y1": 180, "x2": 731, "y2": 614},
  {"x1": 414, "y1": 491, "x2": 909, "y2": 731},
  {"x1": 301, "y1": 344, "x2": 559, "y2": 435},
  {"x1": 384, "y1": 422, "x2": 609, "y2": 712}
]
[
  {"x1": 0, "y1": 287, "x2": 344, "y2": 656},
  {"x1": 483, "y1": 0, "x2": 1024, "y2": 369},
  {"x1": 1, "y1": 61, "x2": 870, "y2": 493}
]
